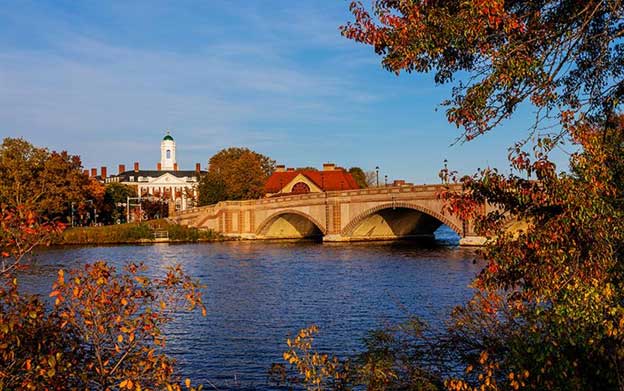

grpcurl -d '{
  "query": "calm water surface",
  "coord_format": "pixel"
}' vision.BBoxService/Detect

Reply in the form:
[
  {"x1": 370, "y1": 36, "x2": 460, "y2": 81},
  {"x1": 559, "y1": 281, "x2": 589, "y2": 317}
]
[{"x1": 21, "y1": 228, "x2": 483, "y2": 389}]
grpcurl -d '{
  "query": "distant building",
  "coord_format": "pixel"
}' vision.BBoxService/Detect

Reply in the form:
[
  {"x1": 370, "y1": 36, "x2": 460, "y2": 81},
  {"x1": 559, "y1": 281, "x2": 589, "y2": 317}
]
[
  {"x1": 104, "y1": 132, "x2": 204, "y2": 211},
  {"x1": 264, "y1": 163, "x2": 360, "y2": 197}
]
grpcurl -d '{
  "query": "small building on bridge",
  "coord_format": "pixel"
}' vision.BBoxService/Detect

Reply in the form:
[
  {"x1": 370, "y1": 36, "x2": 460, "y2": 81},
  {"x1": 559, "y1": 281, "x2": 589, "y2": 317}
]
[{"x1": 264, "y1": 163, "x2": 360, "y2": 197}]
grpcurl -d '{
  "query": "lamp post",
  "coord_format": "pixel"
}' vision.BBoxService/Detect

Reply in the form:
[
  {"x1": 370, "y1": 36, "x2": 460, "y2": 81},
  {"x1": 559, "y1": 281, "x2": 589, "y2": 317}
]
[
  {"x1": 384, "y1": 175, "x2": 388, "y2": 187},
  {"x1": 375, "y1": 166, "x2": 379, "y2": 187},
  {"x1": 443, "y1": 159, "x2": 448, "y2": 184}
]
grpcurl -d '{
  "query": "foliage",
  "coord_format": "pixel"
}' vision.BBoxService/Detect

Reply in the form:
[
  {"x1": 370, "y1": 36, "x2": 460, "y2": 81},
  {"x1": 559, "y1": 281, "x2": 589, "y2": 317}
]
[
  {"x1": 141, "y1": 198, "x2": 169, "y2": 221},
  {"x1": 0, "y1": 209, "x2": 206, "y2": 390},
  {"x1": 0, "y1": 205, "x2": 65, "y2": 275},
  {"x1": 209, "y1": 147, "x2": 275, "y2": 179},
  {"x1": 0, "y1": 138, "x2": 89, "y2": 217},
  {"x1": 200, "y1": 147, "x2": 275, "y2": 203},
  {"x1": 274, "y1": 3, "x2": 624, "y2": 390},
  {"x1": 0, "y1": 263, "x2": 205, "y2": 391},
  {"x1": 197, "y1": 172, "x2": 227, "y2": 206},
  {"x1": 277, "y1": 322, "x2": 442, "y2": 391},
  {"x1": 438, "y1": 116, "x2": 624, "y2": 390},
  {"x1": 165, "y1": 223, "x2": 219, "y2": 242},
  {"x1": 50, "y1": 262, "x2": 206, "y2": 390},
  {"x1": 282, "y1": 117, "x2": 624, "y2": 390},
  {"x1": 58, "y1": 221, "x2": 220, "y2": 245},
  {"x1": 0, "y1": 138, "x2": 48, "y2": 209},
  {"x1": 342, "y1": 0, "x2": 624, "y2": 141},
  {"x1": 0, "y1": 276, "x2": 80, "y2": 390},
  {"x1": 100, "y1": 183, "x2": 137, "y2": 224},
  {"x1": 348, "y1": 167, "x2": 369, "y2": 188}
]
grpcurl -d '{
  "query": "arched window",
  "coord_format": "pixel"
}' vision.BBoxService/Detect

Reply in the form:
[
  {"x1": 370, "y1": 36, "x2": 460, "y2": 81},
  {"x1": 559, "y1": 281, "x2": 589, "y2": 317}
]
[
  {"x1": 166, "y1": 150, "x2": 171, "y2": 159},
  {"x1": 292, "y1": 182, "x2": 310, "y2": 194}
]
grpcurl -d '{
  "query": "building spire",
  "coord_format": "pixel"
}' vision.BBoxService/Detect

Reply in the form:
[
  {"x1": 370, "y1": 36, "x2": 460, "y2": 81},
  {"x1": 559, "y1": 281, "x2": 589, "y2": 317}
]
[{"x1": 161, "y1": 131, "x2": 176, "y2": 169}]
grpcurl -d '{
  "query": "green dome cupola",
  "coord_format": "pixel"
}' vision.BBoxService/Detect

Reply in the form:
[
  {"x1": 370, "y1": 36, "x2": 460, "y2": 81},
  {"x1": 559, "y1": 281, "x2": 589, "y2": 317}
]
[{"x1": 160, "y1": 131, "x2": 176, "y2": 170}]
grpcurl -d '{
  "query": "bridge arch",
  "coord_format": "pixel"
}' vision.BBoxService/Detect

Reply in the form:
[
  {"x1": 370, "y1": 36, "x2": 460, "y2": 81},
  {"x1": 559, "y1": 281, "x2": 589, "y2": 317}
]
[
  {"x1": 341, "y1": 202, "x2": 463, "y2": 239},
  {"x1": 256, "y1": 209, "x2": 326, "y2": 239}
]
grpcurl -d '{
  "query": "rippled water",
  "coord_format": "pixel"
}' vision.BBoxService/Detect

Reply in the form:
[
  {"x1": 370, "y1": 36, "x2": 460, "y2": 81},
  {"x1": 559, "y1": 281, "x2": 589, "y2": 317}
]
[{"x1": 20, "y1": 227, "x2": 483, "y2": 389}]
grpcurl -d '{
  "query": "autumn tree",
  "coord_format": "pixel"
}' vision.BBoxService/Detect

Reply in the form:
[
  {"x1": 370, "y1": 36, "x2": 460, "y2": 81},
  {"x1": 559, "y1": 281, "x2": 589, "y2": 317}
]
[
  {"x1": 140, "y1": 198, "x2": 169, "y2": 220},
  {"x1": 199, "y1": 147, "x2": 275, "y2": 203},
  {"x1": 342, "y1": 0, "x2": 624, "y2": 141},
  {"x1": 0, "y1": 206, "x2": 65, "y2": 275},
  {"x1": 348, "y1": 167, "x2": 369, "y2": 188},
  {"x1": 50, "y1": 262, "x2": 206, "y2": 390},
  {"x1": 197, "y1": 171, "x2": 227, "y2": 206},
  {"x1": 0, "y1": 138, "x2": 90, "y2": 219},
  {"x1": 0, "y1": 138, "x2": 48, "y2": 209},
  {"x1": 100, "y1": 183, "x2": 137, "y2": 224},
  {"x1": 0, "y1": 206, "x2": 205, "y2": 390},
  {"x1": 41, "y1": 150, "x2": 90, "y2": 217},
  {"x1": 434, "y1": 115, "x2": 624, "y2": 391},
  {"x1": 273, "y1": 2, "x2": 624, "y2": 390}
]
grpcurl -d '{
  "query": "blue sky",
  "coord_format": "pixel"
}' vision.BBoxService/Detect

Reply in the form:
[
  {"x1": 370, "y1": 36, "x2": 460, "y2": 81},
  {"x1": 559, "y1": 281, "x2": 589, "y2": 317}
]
[{"x1": 0, "y1": 1, "x2": 570, "y2": 183}]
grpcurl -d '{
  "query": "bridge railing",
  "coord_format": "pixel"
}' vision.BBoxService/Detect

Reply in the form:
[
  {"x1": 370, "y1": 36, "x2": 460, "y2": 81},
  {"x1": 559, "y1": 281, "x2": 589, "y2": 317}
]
[{"x1": 174, "y1": 183, "x2": 463, "y2": 217}]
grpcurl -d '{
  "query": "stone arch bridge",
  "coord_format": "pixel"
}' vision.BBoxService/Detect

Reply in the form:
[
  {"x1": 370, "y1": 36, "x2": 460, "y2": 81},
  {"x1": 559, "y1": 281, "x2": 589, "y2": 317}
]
[{"x1": 172, "y1": 184, "x2": 488, "y2": 246}]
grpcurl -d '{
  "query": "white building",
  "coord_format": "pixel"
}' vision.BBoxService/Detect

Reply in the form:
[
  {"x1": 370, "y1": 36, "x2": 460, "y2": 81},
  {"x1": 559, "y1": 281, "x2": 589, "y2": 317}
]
[{"x1": 106, "y1": 132, "x2": 204, "y2": 211}]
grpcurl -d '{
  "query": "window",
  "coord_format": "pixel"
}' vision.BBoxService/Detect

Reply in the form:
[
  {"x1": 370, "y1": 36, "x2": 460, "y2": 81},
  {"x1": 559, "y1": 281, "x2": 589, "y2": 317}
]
[
  {"x1": 292, "y1": 182, "x2": 310, "y2": 194},
  {"x1": 166, "y1": 150, "x2": 171, "y2": 159}
]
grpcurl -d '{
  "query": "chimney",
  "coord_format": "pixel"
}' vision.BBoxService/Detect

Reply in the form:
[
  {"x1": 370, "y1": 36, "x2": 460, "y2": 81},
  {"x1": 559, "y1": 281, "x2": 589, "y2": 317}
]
[
  {"x1": 134, "y1": 162, "x2": 139, "y2": 172},
  {"x1": 275, "y1": 165, "x2": 286, "y2": 172},
  {"x1": 174, "y1": 163, "x2": 178, "y2": 172},
  {"x1": 101, "y1": 166, "x2": 107, "y2": 179},
  {"x1": 323, "y1": 163, "x2": 336, "y2": 171},
  {"x1": 287, "y1": 167, "x2": 295, "y2": 172},
  {"x1": 157, "y1": 162, "x2": 162, "y2": 171},
  {"x1": 195, "y1": 163, "x2": 201, "y2": 173},
  {"x1": 91, "y1": 168, "x2": 97, "y2": 177},
  {"x1": 83, "y1": 169, "x2": 89, "y2": 176},
  {"x1": 118, "y1": 164, "x2": 126, "y2": 174}
]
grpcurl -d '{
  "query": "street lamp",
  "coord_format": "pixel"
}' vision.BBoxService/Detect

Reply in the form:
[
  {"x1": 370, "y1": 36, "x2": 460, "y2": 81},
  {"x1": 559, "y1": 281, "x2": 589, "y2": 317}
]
[
  {"x1": 375, "y1": 166, "x2": 379, "y2": 187},
  {"x1": 384, "y1": 174, "x2": 388, "y2": 187}
]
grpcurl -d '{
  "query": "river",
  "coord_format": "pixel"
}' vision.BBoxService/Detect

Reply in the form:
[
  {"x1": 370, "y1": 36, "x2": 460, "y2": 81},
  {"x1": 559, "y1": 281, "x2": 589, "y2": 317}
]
[{"x1": 20, "y1": 226, "x2": 483, "y2": 389}]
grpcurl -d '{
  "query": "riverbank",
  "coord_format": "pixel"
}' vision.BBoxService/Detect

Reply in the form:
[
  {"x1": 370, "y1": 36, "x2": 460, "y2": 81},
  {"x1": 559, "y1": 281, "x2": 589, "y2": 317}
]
[{"x1": 54, "y1": 220, "x2": 224, "y2": 245}]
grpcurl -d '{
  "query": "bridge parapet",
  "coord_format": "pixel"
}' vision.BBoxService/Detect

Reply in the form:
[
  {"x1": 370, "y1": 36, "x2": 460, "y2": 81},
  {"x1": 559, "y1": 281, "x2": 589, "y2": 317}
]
[{"x1": 173, "y1": 184, "x2": 485, "y2": 245}]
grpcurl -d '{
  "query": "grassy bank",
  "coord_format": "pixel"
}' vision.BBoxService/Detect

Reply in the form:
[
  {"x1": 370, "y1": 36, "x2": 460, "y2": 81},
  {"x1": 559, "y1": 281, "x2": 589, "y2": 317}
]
[{"x1": 56, "y1": 220, "x2": 223, "y2": 245}]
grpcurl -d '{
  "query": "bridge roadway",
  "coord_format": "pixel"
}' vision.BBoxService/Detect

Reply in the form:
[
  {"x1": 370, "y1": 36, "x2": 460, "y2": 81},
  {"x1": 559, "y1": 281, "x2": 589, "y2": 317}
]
[{"x1": 172, "y1": 184, "x2": 488, "y2": 246}]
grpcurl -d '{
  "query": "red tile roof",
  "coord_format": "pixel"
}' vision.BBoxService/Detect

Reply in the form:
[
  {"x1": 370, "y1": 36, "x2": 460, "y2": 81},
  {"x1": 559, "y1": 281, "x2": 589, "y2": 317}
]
[{"x1": 264, "y1": 169, "x2": 360, "y2": 194}]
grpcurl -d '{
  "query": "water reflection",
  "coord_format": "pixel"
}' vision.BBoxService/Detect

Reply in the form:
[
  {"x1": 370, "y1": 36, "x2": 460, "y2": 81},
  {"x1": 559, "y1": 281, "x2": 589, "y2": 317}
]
[{"x1": 19, "y1": 226, "x2": 483, "y2": 389}]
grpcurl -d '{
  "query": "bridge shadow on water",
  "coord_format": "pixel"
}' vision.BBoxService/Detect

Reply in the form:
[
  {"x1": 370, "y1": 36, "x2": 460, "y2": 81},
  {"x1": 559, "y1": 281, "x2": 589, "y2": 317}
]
[{"x1": 258, "y1": 225, "x2": 461, "y2": 248}]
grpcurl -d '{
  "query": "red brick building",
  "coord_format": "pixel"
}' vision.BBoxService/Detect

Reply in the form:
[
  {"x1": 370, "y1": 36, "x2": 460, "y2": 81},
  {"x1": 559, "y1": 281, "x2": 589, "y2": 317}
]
[{"x1": 264, "y1": 163, "x2": 360, "y2": 197}]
